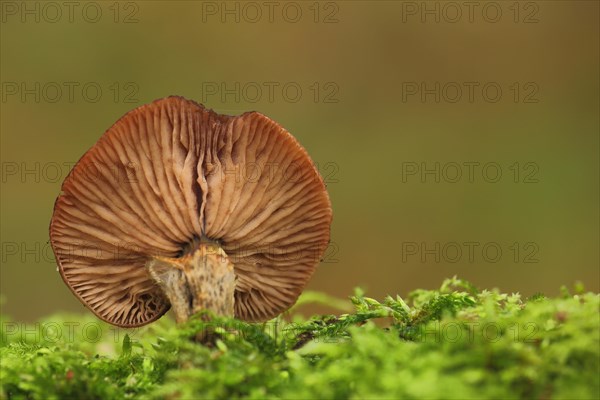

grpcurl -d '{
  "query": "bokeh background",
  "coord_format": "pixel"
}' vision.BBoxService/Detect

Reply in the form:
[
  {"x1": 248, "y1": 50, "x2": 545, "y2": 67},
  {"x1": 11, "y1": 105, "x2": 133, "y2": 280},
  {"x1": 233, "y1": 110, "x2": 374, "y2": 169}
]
[{"x1": 1, "y1": 1, "x2": 598, "y2": 322}]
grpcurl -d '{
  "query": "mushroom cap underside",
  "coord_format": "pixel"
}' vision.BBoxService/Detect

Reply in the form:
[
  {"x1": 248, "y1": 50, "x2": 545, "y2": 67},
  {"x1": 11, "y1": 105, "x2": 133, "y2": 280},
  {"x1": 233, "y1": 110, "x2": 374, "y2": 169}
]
[{"x1": 50, "y1": 96, "x2": 332, "y2": 327}]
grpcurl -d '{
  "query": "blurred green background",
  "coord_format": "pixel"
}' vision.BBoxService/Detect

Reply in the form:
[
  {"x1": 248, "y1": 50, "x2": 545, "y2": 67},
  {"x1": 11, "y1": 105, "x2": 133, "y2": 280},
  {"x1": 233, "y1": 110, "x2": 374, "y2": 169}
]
[{"x1": 1, "y1": 1, "x2": 598, "y2": 322}]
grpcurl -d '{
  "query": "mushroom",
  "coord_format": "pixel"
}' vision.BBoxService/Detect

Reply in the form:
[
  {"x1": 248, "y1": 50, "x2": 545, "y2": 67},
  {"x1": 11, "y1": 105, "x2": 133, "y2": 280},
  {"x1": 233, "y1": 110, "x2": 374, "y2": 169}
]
[{"x1": 49, "y1": 96, "x2": 332, "y2": 327}]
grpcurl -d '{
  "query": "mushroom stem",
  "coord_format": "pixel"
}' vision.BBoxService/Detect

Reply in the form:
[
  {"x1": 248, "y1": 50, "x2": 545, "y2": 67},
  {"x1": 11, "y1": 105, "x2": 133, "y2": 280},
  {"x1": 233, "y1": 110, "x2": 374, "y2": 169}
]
[{"x1": 147, "y1": 243, "x2": 236, "y2": 323}]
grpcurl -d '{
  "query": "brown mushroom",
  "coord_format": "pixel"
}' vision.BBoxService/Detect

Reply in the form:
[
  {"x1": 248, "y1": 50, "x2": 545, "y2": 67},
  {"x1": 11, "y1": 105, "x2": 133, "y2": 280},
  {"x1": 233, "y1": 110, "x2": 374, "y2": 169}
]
[{"x1": 49, "y1": 96, "x2": 332, "y2": 327}]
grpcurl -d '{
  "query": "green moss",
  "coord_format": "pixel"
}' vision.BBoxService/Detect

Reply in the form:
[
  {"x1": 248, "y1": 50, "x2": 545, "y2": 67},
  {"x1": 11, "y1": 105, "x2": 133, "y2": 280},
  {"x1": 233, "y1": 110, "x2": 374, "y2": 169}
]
[{"x1": 1, "y1": 277, "x2": 598, "y2": 399}]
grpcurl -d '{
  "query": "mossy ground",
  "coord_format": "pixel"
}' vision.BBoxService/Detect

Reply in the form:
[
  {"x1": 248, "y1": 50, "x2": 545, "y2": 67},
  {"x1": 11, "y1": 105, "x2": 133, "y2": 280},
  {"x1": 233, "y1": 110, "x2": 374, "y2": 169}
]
[{"x1": 1, "y1": 277, "x2": 598, "y2": 399}]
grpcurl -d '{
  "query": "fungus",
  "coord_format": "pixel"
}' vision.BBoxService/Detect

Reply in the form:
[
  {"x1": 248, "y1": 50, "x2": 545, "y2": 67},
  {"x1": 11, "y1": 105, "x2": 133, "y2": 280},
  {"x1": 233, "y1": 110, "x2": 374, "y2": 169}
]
[{"x1": 49, "y1": 96, "x2": 332, "y2": 327}]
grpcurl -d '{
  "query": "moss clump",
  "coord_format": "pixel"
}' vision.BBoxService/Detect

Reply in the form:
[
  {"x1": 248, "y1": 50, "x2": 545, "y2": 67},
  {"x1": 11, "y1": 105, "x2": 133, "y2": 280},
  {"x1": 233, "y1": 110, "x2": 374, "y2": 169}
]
[{"x1": 1, "y1": 277, "x2": 598, "y2": 399}]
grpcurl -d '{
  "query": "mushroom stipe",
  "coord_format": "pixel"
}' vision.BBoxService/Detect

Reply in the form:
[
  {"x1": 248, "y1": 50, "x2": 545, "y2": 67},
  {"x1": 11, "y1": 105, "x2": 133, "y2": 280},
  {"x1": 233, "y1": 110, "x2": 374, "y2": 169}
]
[
  {"x1": 49, "y1": 96, "x2": 332, "y2": 327},
  {"x1": 147, "y1": 238, "x2": 236, "y2": 323}
]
